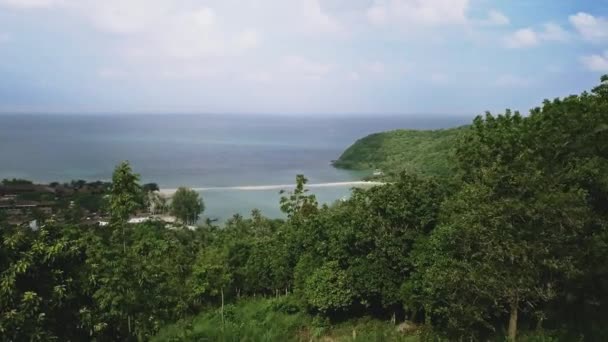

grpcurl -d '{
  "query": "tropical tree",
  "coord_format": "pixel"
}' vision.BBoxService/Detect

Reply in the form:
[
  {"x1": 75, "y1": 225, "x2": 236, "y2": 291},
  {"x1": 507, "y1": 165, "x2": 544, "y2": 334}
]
[
  {"x1": 83, "y1": 221, "x2": 198, "y2": 340},
  {"x1": 303, "y1": 261, "x2": 354, "y2": 314},
  {"x1": 285, "y1": 173, "x2": 445, "y2": 316},
  {"x1": 109, "y1": 161, "x2": 141, "y2": 225},
  {"x1": 0, "y1": 224, "x2": 90, "y2": 341},
  {"x1": 189, "y1": 246, "x2": 232, "y2": 322},
  {"x1": 147, "y1": 191, "x2": 168, "y2": 215},
  {"x1": 171, "y1": 187, "x2": 204, "y2": 225},
  {"x1": 409, "y1": 108, "x2": 601, "y2": 340},
  {"x1": 409, "y1": 181, "x2": 589, "y2": 340},
  {"x1": 279, "y1": 175, "x2": 318, "y2": 219}
]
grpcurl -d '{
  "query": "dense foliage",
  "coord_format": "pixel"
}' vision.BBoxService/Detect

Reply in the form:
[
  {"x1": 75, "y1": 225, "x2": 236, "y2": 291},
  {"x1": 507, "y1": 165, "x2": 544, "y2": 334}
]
[
  {"x1": 332, "y1": 127, "x2": 465, "y2": 178},
  {"x1": 1, "y1": 179, "x2": 33, "y2": 186},
  {"x1": 1, "y1": 76, "x2": 607, "y2": 341},
  {"x1": 0, "y1": 219, "x2": 203, "y2": 341},
  {"x1": 170, "y1": 187, "x2": 205, "y2": 225}
]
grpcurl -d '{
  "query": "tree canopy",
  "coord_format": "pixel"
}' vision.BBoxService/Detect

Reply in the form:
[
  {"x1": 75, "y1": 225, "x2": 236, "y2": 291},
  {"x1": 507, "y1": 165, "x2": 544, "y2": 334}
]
[
  {"x1": 171, "y1": 187, "x2": 205, "y2": 225},
  {"x1": 109, "y1": 161, "x2": 141, "y2": 225}
]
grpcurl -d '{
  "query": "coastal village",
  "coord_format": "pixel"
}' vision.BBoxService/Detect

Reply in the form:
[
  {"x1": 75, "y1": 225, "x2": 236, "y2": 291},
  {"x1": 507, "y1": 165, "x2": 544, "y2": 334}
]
[{"x1": 0, "y1": 178, "x2": 178, "y2": 229}]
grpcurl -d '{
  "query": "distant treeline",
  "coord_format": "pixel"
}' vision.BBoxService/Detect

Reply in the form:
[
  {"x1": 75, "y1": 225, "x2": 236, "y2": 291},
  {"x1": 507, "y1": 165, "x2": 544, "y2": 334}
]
[{"x1": 1, "y1": 75, "x2": 607, "y2": 341}]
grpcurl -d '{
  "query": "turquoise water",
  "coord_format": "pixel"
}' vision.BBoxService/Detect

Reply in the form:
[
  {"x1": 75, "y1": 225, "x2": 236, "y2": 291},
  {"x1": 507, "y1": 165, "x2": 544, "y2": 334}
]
[{"x1": 0, "y1": 113, "x2": 472, "y2": 220}]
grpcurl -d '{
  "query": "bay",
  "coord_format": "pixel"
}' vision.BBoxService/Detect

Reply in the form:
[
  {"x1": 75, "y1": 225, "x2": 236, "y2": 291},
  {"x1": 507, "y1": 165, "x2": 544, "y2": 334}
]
[{"x1": 0, "y1": 113, "x2": 472, "y2": 221}]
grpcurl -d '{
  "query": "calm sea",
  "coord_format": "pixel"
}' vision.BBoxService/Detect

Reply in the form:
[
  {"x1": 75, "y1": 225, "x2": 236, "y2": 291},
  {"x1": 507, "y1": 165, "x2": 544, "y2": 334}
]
[{"x1": 0, "y1": 113, "x2": 472, "y2": 221}]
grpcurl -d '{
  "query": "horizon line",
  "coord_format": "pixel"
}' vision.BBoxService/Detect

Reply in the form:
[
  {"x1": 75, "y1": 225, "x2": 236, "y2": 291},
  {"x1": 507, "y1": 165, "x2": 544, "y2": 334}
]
[{"x1": 0, "y1": 111, "x2": 479, "y2": 117}]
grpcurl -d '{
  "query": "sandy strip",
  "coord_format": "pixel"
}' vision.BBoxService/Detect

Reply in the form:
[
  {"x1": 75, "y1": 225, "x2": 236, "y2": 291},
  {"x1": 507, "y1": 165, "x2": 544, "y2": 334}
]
[{"x1": 159, "y1": 181, "x2": 384, "y2": 196}]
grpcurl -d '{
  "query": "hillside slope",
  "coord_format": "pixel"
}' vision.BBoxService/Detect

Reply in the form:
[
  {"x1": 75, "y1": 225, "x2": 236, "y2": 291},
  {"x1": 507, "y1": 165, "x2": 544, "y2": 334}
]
[
  {"x1": 153, "y1": 297, "x2": 419, "y2": 341},
  {"x1": 333, "y1": 127, "x2": 465, "y2": 178}
]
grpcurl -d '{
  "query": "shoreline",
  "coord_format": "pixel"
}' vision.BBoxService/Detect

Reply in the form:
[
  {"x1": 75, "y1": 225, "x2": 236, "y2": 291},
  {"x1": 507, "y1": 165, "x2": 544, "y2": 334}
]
[{"x1": 159, "y1": 181, "x2": 384, "y2": 196}]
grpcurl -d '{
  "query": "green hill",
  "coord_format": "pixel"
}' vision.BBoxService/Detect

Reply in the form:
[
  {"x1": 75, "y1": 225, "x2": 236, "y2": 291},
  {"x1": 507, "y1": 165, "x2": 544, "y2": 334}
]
[{"x1": 333, "y1": 127, "x2": 466, "y2": 178}]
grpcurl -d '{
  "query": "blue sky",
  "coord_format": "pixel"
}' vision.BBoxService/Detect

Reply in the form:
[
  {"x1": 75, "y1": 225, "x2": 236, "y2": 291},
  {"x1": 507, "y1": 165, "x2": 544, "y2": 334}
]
[{"x1": 0, "y1": 0, "x2": 607, "y2": 115}]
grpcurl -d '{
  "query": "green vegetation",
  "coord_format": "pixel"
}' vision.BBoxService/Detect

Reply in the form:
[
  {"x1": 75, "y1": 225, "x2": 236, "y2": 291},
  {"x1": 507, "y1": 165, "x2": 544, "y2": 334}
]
[
  {"x1": 171, "y1": 187, "x2": 205, "y2": 224},
  {"x1": 153, "y1": 297, "x2": 311, "y2": 342},
  {"x1": 333, "y1": 127, "x2": 466, "y2": 178},
  {"x1": 0, "y1": 177, "x2": 114, "y2": 225},
  {"x1": 1, "y1": 75, "x2": 607, "y2": 341},
  {"x1": 142, "y1": 183, "x2": 160, "y2": 193},
  {"x1": 110, "y1": 161, "x2": 142, "y2": 225},
  {"x1": 153, "y1": 297, "x2": 417, "y2": 342},
  {"x1": 1, "y1": 178, "x2": 33, "y2": 186}
]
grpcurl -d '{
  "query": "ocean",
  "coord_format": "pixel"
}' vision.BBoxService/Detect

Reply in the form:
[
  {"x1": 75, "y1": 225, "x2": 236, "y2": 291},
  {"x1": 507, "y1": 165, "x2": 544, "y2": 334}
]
[{"x1": 0, "y1": 113, "x2": 472, "y2": 221}]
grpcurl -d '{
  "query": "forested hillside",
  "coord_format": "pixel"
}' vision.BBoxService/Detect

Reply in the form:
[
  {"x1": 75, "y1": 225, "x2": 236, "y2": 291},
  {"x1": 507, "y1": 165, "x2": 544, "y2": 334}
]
[
  {"x1": 1, "y1": 76, "x2": 607, "y2": 341},
  {"x1": 332, "y1": 127, "x2": 466, "y2": 178}
]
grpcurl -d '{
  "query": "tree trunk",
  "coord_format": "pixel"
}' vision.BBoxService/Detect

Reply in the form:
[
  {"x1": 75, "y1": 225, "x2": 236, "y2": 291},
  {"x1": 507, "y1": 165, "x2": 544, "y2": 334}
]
[
  {"x1": 508, "y1": 300, "x2": 518, "y2": 341},
  {"x1": 122, "y1": 225, "x2": 126, "y2": 253},
  {"x1": 221, "y1": 287, "x2": 225, "y2": 325}
]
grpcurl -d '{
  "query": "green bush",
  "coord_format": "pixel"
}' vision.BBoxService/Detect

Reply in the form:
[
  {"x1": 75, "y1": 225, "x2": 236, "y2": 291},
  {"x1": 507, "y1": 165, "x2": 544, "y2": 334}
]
[{"x1": 152, "y1": 297, "x2": 311, "y2": 342}]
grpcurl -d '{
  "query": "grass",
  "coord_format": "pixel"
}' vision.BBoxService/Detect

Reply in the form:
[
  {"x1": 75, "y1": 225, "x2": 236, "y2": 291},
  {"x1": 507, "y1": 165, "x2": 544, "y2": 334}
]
[
  {"x1": 153, "y1": 296, "x2": 581, "y2": 341},
  {"x1": 153, "y1": 297, "x2": 421, "y2": 342},
  {"x1": 153, "y1": 297, "x2": 310, "y2": 342}
]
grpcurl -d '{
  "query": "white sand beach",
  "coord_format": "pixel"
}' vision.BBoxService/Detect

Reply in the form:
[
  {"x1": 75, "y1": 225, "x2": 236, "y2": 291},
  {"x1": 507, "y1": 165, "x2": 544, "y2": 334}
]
[{"x1": 159, "y1": 181, "x2": 384, "y2": 196}]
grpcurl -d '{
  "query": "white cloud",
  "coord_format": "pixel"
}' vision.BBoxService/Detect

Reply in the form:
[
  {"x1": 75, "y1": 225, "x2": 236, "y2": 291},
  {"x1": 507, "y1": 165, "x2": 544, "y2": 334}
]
[
  {"x1": 367, "y1": 0, "x2": 469, "y2": 27},
  {"x1": 539, "y1": 23, "x2": 569, "y2": 42},
  {"x1": 281, "y1": 55, "x2": 332, "y2": 80},
  {"x1": 367, "y1": 5, "x2": 387, "y2": 26},
  {"x1": 494, "y1": 74, "x2": 531, "y2": 87},
  {"x1": 0, "y1": 0, "x2": 350, "y2": 86},
  {"x1": 235, "y1": 29, "x2": 261, "y2": 51},
  {"x1": 505, "y1": 23, "x2": 569, "y2": 48},
  {"x1": 156, "y1": 8, "x2": 227, "y2": 59},
  {"x1": 66, "y1": 2, "x2": 262, "y2": 64},
  {"x1": 240, "y1": 0, "x2": 345, "y2": 37},
  {"x1": 70, "y1": 0, "x2": 173, "y2": 34},
  {"x1": 348, "y1": 71, "x2": 361, "y2": 81},
  {"x1": 0, "y1": 0, "x2": 59, "y2": 9},
  {"x1": 505, "y1": 28, "x2": 538, "y2": 48},
  {"x1": 581, "y1": 51, "x2": 608, "y2": 72},
  {"x1": 299, "y1": 0, "x2": 344, "y2": 35},
  {"x1": 569, "y1": 12, "x2": 608, "y2": 42},
  {"x1": 430, "y1": 72, "x2": 448, "y2": 84},
  {"x1": 98, "y1": 67, "x2": 127, "y2": 80},
  {"x1": 0, "y1": 32, "x2": 12, "y2": 43},
  {"x1": 479, "y1": 10, "x2": 509, "y2": 26},
  {"x1": 245, "y1": 71, "x2": 272, "y2": 83},
  {"x1": 545, "y1": 64, "x2": 563, "y2": 73},
  {"x1": 367, "y1": 61, "x2": 385, "y2": 74},
  {"x1": 2, "y1": 0, "x2": 595, "y2": 110},
  {"x1": 157, "y1": 64, "x2": 223, "y2": 80}
]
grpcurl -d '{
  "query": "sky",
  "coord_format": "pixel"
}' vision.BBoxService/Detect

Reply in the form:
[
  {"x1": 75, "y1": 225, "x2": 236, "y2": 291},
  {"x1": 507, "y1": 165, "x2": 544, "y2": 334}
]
[{"x1": 0, "y1": 0, "x2": 607, "y2": 115}]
